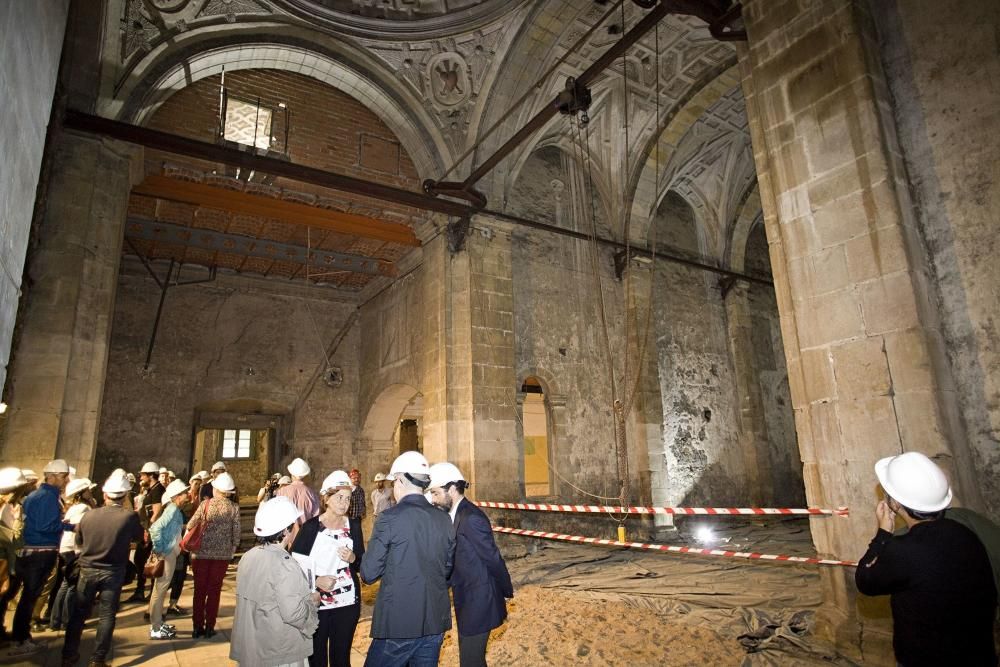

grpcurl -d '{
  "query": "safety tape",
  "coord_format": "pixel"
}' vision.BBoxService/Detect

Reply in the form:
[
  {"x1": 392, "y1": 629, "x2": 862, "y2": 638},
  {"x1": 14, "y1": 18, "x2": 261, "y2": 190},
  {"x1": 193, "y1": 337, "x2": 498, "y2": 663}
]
[
  {"x1": 476, "y1": 501, "x2": 848, "y2": 517},
  {"x1": 492, "y1": 526, "x2": 858, "y2": 568}
]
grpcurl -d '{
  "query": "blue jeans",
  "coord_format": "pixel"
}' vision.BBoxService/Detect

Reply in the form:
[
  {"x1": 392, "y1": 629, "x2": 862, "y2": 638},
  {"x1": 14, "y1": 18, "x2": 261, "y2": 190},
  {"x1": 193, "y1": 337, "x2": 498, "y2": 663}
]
[
  {"x1": 12, "y1": 550, "x2": 57, "y2": 641},
  {"x1": 364, "y1": 634, "x2": 444, "y2": 667},
  {"x1": 62, "y1": 565, "x2": 126, "y2": 662}
]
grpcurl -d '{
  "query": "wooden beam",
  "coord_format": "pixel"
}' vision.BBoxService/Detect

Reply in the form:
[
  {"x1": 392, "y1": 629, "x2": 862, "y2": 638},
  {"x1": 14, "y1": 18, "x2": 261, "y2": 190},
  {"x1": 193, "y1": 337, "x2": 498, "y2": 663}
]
[{"x1": 132, "y1": 175, "x2": 420, "y2": 247}]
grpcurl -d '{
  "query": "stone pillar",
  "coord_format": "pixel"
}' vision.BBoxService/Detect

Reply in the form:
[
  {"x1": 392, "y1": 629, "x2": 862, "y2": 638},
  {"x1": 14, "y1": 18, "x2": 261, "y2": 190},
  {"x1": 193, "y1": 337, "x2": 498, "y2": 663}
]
[
  {"x1": 724, "y1": 282, "x2": 772, "y2": 505},
  {"x1": 0, "y1": 132, "x2": 138, "y2": 476},
  {"x1": 740, "y1": 0, "x2": 973, "y2": 659},
  {"x1": 621, "y1": 258, "x2": 668, "y2": 533}
]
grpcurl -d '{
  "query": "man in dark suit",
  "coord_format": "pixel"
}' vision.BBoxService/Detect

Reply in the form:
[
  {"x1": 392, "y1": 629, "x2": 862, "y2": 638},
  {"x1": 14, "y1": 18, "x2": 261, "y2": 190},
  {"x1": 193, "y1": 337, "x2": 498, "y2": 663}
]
[
  {"x1": 360, "y1": 451, "x2": 455, "y2": 666},
  {"x1": 428, "y1": 462, "x2": 513, "y2": 667}
]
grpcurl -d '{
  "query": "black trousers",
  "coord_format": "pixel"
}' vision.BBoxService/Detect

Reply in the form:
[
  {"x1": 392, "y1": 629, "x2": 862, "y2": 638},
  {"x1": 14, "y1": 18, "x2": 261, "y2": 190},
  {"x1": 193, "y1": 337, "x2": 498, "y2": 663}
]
[
  {"x1": 458, "y1": 631, "x2": 490, "y2": 667},
  {"x1": 131, "y1": 538, "x2": 152, "y2": 595},
  {"x1": 310, "y1": 603, "x2": 360, "y2": 667},
  {"x1": 169, "y1": 550, "x2": 188, "y2": 603}
]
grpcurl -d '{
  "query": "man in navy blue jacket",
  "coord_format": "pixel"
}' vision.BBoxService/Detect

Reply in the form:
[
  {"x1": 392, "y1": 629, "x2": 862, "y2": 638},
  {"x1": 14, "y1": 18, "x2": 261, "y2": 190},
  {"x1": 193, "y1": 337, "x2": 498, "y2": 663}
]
[
  {"x1": 428, "y1": 462, "x2": 513, "y2": 667},
  {"x1": 8, "y1": 458, "x2": 70, "y2": 657}
]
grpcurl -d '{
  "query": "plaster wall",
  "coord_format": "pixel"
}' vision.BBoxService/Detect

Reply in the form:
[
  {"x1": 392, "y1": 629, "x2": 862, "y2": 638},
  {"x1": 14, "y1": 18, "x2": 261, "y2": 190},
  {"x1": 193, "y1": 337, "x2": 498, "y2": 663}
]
[
  {"x1": 95, "y1": 261, "x2": 359, "y2": 484},
  {"x1": 0, "y1": 0, "x2": 69, "y2": 392},
  {"x1": 871, "y1": 0, "x2": 1000, "y2": 518}
]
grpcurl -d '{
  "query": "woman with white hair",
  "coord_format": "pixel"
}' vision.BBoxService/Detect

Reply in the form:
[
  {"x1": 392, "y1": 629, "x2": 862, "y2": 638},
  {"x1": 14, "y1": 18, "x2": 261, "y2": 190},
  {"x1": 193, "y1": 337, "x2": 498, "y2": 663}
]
[
  {"x1": 231, "y1": 496, "x2": 318, "y2": 667},
  {"x1": 186, "y1": 472, "x2": 241, "y2": 638}
]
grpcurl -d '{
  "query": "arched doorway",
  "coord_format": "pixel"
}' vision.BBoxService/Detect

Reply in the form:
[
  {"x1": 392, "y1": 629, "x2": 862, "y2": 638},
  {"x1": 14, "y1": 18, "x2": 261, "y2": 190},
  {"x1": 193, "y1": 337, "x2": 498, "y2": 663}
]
[
  {"x1": 519, "y1": 377, "x2": 553, "y2": 498},
  {"x1": 359, "y1": 383, "x2": 422, "y2": 475}
]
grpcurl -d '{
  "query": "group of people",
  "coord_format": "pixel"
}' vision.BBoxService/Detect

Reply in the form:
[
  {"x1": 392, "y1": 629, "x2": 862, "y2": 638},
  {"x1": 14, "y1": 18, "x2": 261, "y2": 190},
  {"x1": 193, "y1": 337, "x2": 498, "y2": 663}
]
[
  {"x1": 0, "y1": 457, "x2": 242, "y2": 665},
  {"x1": 233, "y1": 451, "x2": 513, "y2": 667}
]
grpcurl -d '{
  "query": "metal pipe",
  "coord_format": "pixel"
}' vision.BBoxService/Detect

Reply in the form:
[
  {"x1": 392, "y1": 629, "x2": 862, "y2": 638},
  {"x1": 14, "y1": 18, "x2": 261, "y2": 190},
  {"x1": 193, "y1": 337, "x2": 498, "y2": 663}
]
[{"x1": 144, "y1": 259, "x2": 175, "y2": 370}]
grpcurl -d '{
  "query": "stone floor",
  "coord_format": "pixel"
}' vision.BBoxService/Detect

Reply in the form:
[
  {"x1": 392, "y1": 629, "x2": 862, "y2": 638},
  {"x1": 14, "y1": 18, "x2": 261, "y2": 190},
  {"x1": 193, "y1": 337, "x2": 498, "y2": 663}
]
[{"x1": 1, "y1": 568, "x2": 368, "y2": 667}]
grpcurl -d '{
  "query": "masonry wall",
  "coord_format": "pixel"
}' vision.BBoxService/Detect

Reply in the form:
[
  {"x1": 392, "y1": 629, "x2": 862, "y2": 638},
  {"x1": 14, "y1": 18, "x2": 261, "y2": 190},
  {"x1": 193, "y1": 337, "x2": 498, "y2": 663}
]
[
  {"x1": 95, "y1": 262, "x2": 359, "y2": 482},
  {"x1": 0, "y1": 0, "x2": 69, "y2": 393},
  {"x1": 871, "y1": 0, "x2": 1000, "y2": 518}
]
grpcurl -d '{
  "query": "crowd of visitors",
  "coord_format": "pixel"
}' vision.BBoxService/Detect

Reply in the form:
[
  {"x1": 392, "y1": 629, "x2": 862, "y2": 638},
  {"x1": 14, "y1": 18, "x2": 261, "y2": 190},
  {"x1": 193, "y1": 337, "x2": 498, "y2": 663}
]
[{"x1": 0, "y1": 452, "x2": 514, "y2": 667}]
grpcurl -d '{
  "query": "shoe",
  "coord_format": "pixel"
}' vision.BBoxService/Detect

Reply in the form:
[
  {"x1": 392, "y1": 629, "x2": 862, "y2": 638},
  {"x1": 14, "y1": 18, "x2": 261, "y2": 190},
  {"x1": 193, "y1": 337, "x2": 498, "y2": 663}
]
[
  {"x1": 30, "y1": 620, "x2": 48, "y2": 633},
  {"x1": 61, "y1": 654, "x2": 79, "y2": 667},
  {"x1": 125, "y1": 592, "x2": 145, "y2": 603},
  {"x1": 149, "y1": 626, "x2": 176, "y2": 640},
  {"x1": 192, "y1": 628, "x2": 204, "y2": 639},
  {"x1": 204, "y1": 629, "x2": 216, "y2": 639},
  {"x1": 160, "y1": 622, "x2": 176, "y2": 631},
  {"x1": 167, "y1": 603, "x2": 187, "y2": 616},
  {"x1": 7, "y1": 640, "x2": 41, "y2": 656}
]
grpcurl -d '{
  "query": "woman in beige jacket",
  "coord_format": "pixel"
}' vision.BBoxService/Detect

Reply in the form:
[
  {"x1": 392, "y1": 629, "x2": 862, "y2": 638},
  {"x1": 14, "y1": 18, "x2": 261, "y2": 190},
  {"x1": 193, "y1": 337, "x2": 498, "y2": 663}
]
[{"x1": 232, "y1": 497, "x2": 318, "y2": 667}]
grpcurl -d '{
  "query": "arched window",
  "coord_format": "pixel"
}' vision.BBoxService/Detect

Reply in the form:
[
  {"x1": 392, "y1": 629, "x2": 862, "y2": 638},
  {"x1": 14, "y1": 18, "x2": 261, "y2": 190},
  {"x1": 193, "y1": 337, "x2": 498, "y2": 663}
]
[{"x1": 521, "y1": 377, "x2": 551, "y2": 497}]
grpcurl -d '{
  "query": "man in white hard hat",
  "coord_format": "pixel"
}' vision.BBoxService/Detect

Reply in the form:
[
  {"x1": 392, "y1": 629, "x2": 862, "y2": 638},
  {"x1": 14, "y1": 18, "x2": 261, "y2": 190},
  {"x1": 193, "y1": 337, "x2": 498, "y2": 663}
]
[
  {"x1": 855, "y1": 451, "x2": 997, "y2": 665},
  {"x1": 370, "y1": 473, "x2": 394, "y2": 524},
  {"x1": 275, "y1": 457, "x2": 319, "y2": 539},
  {"x1": 61, "y1": 469, "x2": 143, "y2": 667},
  {"x1": 129, "y1": 461, "x2": 165, "y2": 603},
  {"x1": 428, "y1": 462, "x2": 513, "y2": 667},
  {"x1": 7, "y1": 459, "x2": 70, "y2": 656},
  {"x1": 361, "y1": 451, "x2": 455, "y2": 665}
]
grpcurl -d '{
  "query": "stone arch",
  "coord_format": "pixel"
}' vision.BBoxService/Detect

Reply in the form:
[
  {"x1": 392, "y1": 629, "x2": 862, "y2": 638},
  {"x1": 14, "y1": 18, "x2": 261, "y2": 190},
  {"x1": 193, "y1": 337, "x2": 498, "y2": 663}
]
[
  {"x1": 515, "y1": 368, "x2": 565, "y2": 499},
  {"x1": 108, "y1": 26, "x2": 450, "y2": 180},
  {"x1": 627, "y1": 64, "x2": 742, "y2": 246},
  {"x1": 726, "y1": 183, "x2": 764, "y2": 273},
  {"x1": 360, "y1": 383, "x2": 422, "y2": 444}
]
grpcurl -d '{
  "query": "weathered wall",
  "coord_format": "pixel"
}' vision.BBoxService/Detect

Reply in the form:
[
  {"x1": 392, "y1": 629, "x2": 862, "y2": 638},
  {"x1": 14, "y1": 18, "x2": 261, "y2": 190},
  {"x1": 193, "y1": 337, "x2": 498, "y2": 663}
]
[
  {"x1": 871, "y1": 0, "x2": 1000, "y2": 518},
  {"x1": 653, "y1": 193, "x2": 745, "y2": 506},
  {"x1": 96, "y1": 261, "x2": 359, "y2": 482},
  {"x1": 0, "y1": 0, "x2": 69, "y2": 393}
]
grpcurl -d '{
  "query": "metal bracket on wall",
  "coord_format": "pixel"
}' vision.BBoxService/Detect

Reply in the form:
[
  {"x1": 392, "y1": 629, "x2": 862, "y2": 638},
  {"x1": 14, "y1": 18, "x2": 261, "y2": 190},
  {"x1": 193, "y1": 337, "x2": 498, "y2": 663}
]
[{"x1": 447, "y1": 217, "x2": 472, "y2": 254}]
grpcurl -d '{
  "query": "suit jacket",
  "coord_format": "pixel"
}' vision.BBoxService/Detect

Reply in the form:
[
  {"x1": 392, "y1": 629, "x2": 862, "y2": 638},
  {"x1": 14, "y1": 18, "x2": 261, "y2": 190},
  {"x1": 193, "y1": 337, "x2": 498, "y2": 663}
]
[
  {"x1": 360, "y1": 494, "x2": 455, "y2": 639},
  {"x1": 451, "y1": 497, "x2": 514, "y2": 636}
]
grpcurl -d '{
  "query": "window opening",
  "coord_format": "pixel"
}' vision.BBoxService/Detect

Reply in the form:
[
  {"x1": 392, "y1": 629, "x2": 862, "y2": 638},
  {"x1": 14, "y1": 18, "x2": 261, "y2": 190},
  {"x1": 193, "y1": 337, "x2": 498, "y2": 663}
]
[
  {"x1": 223, "y1": 97, "x2": 273, "y2": 150},
  {"x1": 222, "y1": 428, "x2": 253, "y2": 459},
  {"x1": 521, "y1": 377, "x2": 551, "y2": 497}
]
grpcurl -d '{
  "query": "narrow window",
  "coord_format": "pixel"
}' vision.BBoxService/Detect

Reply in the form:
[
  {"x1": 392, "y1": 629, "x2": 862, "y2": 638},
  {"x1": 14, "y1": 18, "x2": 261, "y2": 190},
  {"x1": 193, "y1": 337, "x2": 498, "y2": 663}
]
[{"x1": 522, "y1": 377, "x2": 551, "y2": 497}]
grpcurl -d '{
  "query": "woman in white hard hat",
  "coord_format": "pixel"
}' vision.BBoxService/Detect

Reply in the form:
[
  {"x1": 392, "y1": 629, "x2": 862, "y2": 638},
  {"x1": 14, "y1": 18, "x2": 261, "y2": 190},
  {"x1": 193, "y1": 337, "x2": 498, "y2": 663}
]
[
  {"x1": 147, "y1": 479, "x2": 189, "y2": 640},
  {"x1": 186, "y1": 471, "x2": 241, "y2": 639},
  {"x1": 231, "y1": 496, "x2": 319, "y2": 667},
  {"x1": 0, "y1": 468, "x2": 30, "y2": 640},
  {"x1": 291, "y1": 471, "x2": 364, "y2": 667},
  {"x1": 49, "y1": 478, "x2": 96, "y2": 631}
]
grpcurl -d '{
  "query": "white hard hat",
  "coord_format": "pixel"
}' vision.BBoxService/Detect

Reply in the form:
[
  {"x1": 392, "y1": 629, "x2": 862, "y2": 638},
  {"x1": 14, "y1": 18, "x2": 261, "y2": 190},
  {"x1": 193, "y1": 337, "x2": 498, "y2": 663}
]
[
  {"x1": 0, "y1": 467, "x2": 27, "y2": 493},
  {"x1": 875, "y1": 452, "x2": 953, "y2": 512},
  {"x1": 158, "y1": 467, "x2": 168, "y2": 474},
  {"x1": 254, "y1": 496, "x2": 303, "y2": 536},
  {"x1": 389, "y1": 451, "x2": 430, "y2": 487},
  {"x1": 140, "y1": 461, "x2": 160, "y2": 474},
  {"x1": 21, "y1": 469, "x2": 38, "y2": 481},
  {"x1": 68, "y1": 466, "x2": 77, "y2": 481},
  {"x1": 102, "y1": 470, "x2": 132, "y2": 496},
  {"x1": 189, "y1": 473, "x2": 202, "y2": 484},
  {"x1": 277, "y1": 475, "x2": 291, "y2": 486},
  {"x1": 164, "y1": 479, "x2": 189, "y2": 500},
  {"x1": 211, "y1": 461, "x2": 226, "y2": 472},
  {"x1": 373, "y1": 472, "x2": 386, "y2": 482},
  {"x1": 197, "y1": 470, "x2": 210, "y2": 481},
  {"x1": 429, "y1": 462, "x2": 465, "y2": 489},
  {"x1": 320, "y1": 470, "x2": 352, "y2": 494},
  {"x1": 287, "y1": 457, "x2": 311, "y2": 477},
  {"x1": 126, "y1": 472, "x2": 137, "y2": 484},
  {"x1": 211, "y1": 472, "x2": 236, "y2": 493},
  {"x1": 65, "y1": 478, "x2": 94, "y2": 498},
  {"x1": 43, "y1": 459, "x2": 70, "y2": 474}
]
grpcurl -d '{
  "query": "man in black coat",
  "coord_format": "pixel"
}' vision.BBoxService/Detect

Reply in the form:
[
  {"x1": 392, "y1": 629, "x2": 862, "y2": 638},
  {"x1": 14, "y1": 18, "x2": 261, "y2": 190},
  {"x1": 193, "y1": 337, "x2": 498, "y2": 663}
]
[
  {"x1": 855, "y1": 452, "x2": 997, "y2": 666},
  {"x1": 428, "y1": 462, "x2": 513, "y2": 667},
  {"x1": 360, "y1": 452, "x2": 454, "y2": 666}
]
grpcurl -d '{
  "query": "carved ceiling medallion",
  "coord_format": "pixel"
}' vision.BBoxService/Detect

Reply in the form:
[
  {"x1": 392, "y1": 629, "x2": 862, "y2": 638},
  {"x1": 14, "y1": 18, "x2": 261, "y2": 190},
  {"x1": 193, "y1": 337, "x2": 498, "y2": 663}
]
[{"x1": 427, "y1": 52, "x2": 471, "y2": 110}]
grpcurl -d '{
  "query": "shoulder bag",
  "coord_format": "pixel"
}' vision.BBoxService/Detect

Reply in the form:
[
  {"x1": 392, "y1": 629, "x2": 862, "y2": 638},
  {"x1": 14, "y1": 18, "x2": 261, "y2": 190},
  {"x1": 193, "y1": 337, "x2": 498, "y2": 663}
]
[
  {"x1": 180, "y1": 499, "x2": 210, "y2": 553},
  {"x1": 144, "y1": 552, "x2": 165, "y2": 579}
]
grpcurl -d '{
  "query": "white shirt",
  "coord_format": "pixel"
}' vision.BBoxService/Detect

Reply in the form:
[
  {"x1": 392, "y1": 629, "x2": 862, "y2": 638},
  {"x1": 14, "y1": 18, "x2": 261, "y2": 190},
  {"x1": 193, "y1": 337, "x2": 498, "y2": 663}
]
[
  {"x1": 449, "y1": 496, "x2": 464, "y2": 524},
  {"x1": 60, "y1": 503, "x2": 90, "y2": 553}
]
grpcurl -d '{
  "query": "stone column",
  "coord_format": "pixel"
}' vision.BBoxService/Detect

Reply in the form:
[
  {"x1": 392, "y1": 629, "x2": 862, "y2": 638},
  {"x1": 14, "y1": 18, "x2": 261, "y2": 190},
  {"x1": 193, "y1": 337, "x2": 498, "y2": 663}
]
[
  {"x1": 0, "y1": 132, "x2": 139, "y2": 476},
  {"x1": 739, "y1": 0, "x2": 973, "y2": 658},
  {"x1": 724, "y1": 282, "x2": 772, "y2": 505}
]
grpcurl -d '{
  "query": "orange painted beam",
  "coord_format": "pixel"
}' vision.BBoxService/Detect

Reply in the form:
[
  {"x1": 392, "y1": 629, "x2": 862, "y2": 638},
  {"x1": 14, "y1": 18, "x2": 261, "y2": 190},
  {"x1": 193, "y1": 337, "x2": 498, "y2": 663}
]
[{"x1": 132, "y1": 175, "x2": 420, "y2": 247}]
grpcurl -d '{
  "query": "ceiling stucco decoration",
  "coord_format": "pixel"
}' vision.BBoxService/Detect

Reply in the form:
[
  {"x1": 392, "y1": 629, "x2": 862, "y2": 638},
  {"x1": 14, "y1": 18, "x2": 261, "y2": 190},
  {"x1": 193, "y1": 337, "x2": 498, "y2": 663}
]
[{"x1": 272, "y1": 0, "x2": 530, "y2": 38}]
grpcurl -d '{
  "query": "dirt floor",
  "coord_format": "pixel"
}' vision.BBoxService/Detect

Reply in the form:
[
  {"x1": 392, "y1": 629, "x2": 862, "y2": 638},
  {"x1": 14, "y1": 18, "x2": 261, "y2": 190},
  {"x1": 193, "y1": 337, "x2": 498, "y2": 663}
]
[{"x1": 353, "y1": 518, "x2": 861, "y2": 666}]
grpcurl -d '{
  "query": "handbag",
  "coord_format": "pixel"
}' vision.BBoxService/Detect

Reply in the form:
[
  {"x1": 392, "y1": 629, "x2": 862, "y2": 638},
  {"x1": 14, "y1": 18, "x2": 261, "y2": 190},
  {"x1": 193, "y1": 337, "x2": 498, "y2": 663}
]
[
  {"x1": 144, "y1": 552, "x2": 165, "y2": 579},
  {"x1": 180, "y1": 499, "x2": 210, "y2": 553}
]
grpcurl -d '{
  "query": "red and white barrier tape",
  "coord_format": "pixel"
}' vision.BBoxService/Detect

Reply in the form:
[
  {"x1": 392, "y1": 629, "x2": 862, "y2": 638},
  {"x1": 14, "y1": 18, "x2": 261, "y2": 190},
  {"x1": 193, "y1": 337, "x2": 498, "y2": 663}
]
[
  {"x1": 476, "y1": 501, "x2": 848, "y2": 517},
  {"x1": 493, "y1": 526, "x2": 857, "y2": 567}
]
